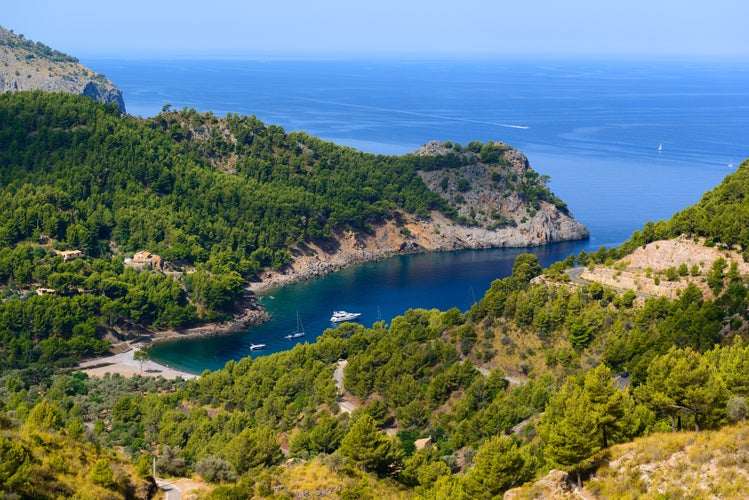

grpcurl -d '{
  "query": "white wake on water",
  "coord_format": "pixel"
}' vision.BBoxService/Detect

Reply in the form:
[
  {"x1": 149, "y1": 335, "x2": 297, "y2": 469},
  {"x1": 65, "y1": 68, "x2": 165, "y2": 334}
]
[{"x1": 296, "y1": 97, "x2": 529, "y2": 130}]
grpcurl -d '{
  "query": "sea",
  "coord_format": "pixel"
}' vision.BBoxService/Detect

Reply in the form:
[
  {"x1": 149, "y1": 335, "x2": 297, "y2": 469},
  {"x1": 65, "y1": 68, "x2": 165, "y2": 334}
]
[{"x1": 83, "y1": 57, "x2": 749, "y2": 373}]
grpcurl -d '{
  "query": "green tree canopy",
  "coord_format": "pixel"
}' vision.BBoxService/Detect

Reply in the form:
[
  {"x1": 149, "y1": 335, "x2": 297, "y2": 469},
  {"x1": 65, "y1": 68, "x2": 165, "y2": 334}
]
[
  {"x1": 340, "y1": 414, "x2": 404, "y2": 477},
  {"x1": 539, "y1": 379, "x2": 600, "y2": 487},
  {"x1": 463, "y1": 436, "x2": 537, "y2": 498}
]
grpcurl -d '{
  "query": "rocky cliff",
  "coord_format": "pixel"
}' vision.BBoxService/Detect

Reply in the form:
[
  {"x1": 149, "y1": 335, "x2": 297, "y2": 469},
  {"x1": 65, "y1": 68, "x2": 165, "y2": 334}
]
[
  {"x1": 415, "y1": 141, "x2": 588, "y2": 245},
  {"x1": 0, "y1": 26, "x2": 125, "y2": 112},
  {"x1": 252, "y1": 141, "x2": 589, "y2": 291}
]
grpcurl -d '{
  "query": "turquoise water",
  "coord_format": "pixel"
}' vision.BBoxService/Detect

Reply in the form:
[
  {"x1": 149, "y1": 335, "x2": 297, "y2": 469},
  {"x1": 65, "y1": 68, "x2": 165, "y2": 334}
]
[{"x1": 84, "y1": 58, "x2": 749, "y2": 373}]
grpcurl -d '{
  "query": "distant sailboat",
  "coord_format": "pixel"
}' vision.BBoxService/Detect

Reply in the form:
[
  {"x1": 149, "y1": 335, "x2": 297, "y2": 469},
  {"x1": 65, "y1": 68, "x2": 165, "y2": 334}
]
[
  {"x1": 658, "y1": 144, "x2": 663, "y2": 153},
  {"x1": 728, "y1": 159, "x2": 735, "y2": 169}
]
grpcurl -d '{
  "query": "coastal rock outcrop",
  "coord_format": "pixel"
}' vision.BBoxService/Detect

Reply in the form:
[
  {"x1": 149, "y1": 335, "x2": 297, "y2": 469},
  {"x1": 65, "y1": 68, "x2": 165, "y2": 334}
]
[
  {"x1": 415, "y1": 141, "x2": 588, "y2": 245},
  {"x1": 0, "y1": 26, "x2": 125, "y2": 112}
]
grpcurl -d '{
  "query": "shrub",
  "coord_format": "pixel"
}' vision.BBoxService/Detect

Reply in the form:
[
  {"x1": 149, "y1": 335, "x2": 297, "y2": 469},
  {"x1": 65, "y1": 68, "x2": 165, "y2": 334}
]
[{"x1": 196, "y1": 455, "x2": 236, "y2": 483}]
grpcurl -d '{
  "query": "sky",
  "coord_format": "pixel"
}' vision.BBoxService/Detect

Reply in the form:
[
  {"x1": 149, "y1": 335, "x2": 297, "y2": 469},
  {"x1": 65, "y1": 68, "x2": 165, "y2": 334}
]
[{"x1": 3, "y1": 0, "x2": 749, "y2": 59}]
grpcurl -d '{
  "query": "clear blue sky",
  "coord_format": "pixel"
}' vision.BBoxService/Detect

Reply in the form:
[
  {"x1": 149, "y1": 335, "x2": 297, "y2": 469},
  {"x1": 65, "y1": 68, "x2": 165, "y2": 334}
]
[{"x1": 4, "y1": 0, "x2": 749, "y2": 58}]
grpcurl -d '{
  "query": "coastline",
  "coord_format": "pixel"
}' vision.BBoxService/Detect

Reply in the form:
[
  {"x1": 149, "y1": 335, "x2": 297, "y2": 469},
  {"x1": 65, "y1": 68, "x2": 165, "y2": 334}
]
[
  {"x1": 81, "y1": 207, "x2": 588, "y2": 379},
  {"x1": 247, "y1": 209, "x2": 589, "y2": 295},
  {"x1": 78, "y1": 346, "x2": 198, "y2": 380}
]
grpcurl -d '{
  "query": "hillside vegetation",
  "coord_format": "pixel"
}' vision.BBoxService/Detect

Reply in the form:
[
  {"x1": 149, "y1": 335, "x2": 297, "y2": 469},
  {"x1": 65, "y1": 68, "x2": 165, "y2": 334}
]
[
  {"x1": 2, "y1": 241, "x2": 749, "y2": 497},
  {"x1": 623, "y1": 159, "x2": 749, "y2": 254},
  {"x1": 506, "y1": 422, "x2": 749, "y2": 499},
  {"x1": 0, "y1": 91, "x2": 581, "y2": 374},
  {"x1": 2, "y1": 32, "x2": 749, "y2": 496}
]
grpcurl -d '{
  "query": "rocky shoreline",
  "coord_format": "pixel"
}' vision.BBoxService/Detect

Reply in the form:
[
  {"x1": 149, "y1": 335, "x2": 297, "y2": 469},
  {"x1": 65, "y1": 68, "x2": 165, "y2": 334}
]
[
  {"x1": 248, "y1": 208, "x2": 588, "y2": 295},
  {"x1": 126, "y1": 206, "x2": 586, "y2": 351},
  {"x1": 117, "y1": 144, "x2": 590, "y2": 348}
]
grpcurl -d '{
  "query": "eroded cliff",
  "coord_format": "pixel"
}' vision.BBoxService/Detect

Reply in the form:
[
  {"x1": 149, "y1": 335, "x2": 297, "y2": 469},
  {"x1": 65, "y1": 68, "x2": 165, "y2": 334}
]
[{"x1": 0, "y1": 26, "x2": 125, "y2": 112}]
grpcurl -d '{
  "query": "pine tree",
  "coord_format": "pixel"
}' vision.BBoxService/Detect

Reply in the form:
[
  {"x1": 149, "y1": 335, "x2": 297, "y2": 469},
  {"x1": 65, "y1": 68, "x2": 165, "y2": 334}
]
[
  {"x1": 463, "y1": 436, "x2": 536, "y2": 498},
  {"x1": 339, "y1": 414, "x2": 404, "y2": 477},
  {"x1": 133, "y1": 348, "x2": 149, "y2": 372},
  {"x1": 583, "y1": 364, "x2": 626, "y2": 448},
  {"x1": 636, "y1": 346, "x2": 727, "y2": 431},
  {"x1": 539, "y1": 380, "x2": 600, "y2": 487}
]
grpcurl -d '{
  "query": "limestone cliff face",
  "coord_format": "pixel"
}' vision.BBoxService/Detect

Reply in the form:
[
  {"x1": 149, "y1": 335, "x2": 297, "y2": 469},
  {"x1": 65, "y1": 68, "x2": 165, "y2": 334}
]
[
  {"x1": 253, "y1": 141, "x2": 589, "y2": 291},
  {"x1": 0, "y1": 26, "x2": 125, "y2": 112},
  {"x1": 415, "y1": 141, "x2": 589, "y2": 246}
]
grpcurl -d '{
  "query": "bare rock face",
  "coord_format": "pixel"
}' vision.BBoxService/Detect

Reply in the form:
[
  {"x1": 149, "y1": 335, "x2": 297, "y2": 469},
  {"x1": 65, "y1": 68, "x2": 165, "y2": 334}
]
[
  {"x1": 82, "y1": 81, "x2": 126, "y2": 113},
  {"x1": 0, "y1": 26, "x2": 125, "y2": 112},
  {"x1": 416, "y1": 141, "x2": 589, "y2": 246}
]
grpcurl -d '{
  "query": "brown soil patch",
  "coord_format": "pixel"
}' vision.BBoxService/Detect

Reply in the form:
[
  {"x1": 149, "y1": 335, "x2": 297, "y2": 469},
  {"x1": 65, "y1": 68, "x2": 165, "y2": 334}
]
[{"x1": 582, "y1": 236, "x2": 748, "y2": 299}]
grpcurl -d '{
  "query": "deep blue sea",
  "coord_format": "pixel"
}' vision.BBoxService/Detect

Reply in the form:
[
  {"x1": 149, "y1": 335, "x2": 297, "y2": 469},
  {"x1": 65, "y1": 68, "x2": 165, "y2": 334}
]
[{"x1": 84, "y1": 58, "x2": 749, "y2": 373}]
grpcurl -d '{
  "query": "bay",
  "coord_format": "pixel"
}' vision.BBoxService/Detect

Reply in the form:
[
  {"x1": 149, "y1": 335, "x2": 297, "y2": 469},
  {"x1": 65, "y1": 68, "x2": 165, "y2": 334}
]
[
  {"x1": 83, "y1": 57, "x2": 749, "y2": 373},
  {"x1": 147, "y1": 240, "x2": 587, "y2": 374}
]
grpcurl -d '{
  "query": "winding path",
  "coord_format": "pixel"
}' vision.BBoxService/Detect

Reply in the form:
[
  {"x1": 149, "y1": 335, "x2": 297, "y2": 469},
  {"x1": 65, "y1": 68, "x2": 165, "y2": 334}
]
[
  {"x1": 333, "y1": 359, "x2": 359, "y2": 414},
  {"x1": 156, "y1": 480, "x2": 182, "y2": 500}
]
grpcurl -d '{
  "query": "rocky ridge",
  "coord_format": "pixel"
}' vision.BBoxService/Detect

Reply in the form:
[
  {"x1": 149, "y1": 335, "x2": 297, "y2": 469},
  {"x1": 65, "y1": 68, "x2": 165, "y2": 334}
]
[{"x1": 0, "y1": 26, "x2": 125, "y2": 112}]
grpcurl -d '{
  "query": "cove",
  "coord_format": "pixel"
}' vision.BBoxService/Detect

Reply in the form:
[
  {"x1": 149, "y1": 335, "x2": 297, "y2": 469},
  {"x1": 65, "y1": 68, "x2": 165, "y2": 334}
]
[{"x1": 147, "y1": 239, "x2": 589, "y2": 374}]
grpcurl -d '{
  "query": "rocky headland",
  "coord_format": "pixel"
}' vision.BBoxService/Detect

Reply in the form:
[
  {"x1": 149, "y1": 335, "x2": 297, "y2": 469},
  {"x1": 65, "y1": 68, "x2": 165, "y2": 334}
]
[
  {"x1": 0, "y1": 26, "x2": 125, "y2": 112},
  {"x1": 251, "y1": 141, "x2": 589, "y2": 292}
]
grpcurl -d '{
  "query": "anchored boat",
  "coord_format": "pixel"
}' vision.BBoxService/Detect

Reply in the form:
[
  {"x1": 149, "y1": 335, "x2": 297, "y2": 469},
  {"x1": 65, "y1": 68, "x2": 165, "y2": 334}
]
[
  {"x1": 330, "y1": 310, "x2": 361, "y2": 323},
  {"x1": 285, "y1": 312, "x2": 306, "y2": 339}
]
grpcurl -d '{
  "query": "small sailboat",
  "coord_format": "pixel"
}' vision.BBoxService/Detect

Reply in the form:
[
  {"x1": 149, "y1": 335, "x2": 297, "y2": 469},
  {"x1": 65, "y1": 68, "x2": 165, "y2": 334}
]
[
  {"x1": 728, "y1": 159, "x2": 735, "y2": 169},
  {"x1": 285, "y1": 312, "x2": 305, "y2": 339},
  {"x1": 657, "y1": 144, "x2": 663, "y2": 153},
  {"x1": 250, "y1": 343, "x2": 266, "y2": 351}
]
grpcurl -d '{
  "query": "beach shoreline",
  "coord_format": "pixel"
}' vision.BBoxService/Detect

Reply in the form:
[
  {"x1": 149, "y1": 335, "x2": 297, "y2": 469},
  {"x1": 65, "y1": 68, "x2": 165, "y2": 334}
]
[
  {"x1": 77, "y1": 303, "x2": 271, "y2": 379},
  {"x1": 78, "y1": 346, "x2": 199, "y2": 380}
]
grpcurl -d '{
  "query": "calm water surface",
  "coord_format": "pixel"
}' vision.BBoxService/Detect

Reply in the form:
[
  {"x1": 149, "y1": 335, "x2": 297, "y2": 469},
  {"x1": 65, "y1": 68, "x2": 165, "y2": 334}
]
[
  {"x1": 85, "y1": 58, "x2": 749, "y2": 372},
  {"x1": 147, "y1": 241, "x2": 587, "y2": 373}
]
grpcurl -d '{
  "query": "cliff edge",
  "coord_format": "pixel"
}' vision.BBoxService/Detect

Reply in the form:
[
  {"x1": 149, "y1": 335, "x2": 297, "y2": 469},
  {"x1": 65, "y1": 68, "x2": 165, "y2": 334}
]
[{"x1": 0, "y1": 26, "x2": 125, "y2": 112}]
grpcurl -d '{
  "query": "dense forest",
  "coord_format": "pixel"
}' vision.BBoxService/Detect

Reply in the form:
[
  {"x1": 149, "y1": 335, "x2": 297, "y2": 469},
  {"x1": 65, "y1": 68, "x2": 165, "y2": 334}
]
[
  {"x1": 0, "y1": 91, "x2": 566, "y2": 373},
  {"x1": 1, "y1": 248, "x2": 748, "y2": 497},
  {"x1": 1, "y1": 89, "x2": 749, "y2": 498}
]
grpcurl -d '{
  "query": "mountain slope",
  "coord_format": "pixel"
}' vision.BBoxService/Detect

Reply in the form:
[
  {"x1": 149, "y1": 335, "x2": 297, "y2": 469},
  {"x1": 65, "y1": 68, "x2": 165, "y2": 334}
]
[
  {"x1": 0, "y1": 26, "x2": 125, "y2": 112},
  {"x1": 0, "y1": 91, "x2": 587, "y2": 370},
  {"x1": 506, "y1": 423, "x2": 749, "y2": 499}
]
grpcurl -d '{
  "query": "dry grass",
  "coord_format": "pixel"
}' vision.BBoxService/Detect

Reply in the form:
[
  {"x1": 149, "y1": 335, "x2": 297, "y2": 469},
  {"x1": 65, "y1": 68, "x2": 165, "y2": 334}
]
[
  {"x1": 274, "y1": 457, "x2": 410, "y2": 499},
  {"x1": 281, "y1": 459, "x2": 343, "y2": 496},
  {"x1": 481, "y1": 316, "x2": 574, "y2": 381},
  {"x1": 587, "y1": 422, "x2": 749, "y2": 499}
]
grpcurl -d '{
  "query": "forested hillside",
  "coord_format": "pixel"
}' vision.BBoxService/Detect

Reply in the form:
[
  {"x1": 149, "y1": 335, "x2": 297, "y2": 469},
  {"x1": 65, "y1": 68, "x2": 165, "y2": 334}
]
[
  {"x1": 2, "y1": 88, "x2": 749, "y2": 498},
  {"x1": 623, "y1": 159, "x2": 749, "y2": 254},
  {"x1": 0, "y1": 91, "x2": 579, "y2": 374},
  {"x1": 2, "y1": 248, "x2": 748, "y2": 497}
]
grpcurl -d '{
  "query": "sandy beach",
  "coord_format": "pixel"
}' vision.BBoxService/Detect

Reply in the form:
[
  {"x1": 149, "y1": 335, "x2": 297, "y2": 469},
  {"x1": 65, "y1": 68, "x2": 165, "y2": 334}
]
[{"x1": 78, "y1": 346, "x2": 199, "y2": 380}]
